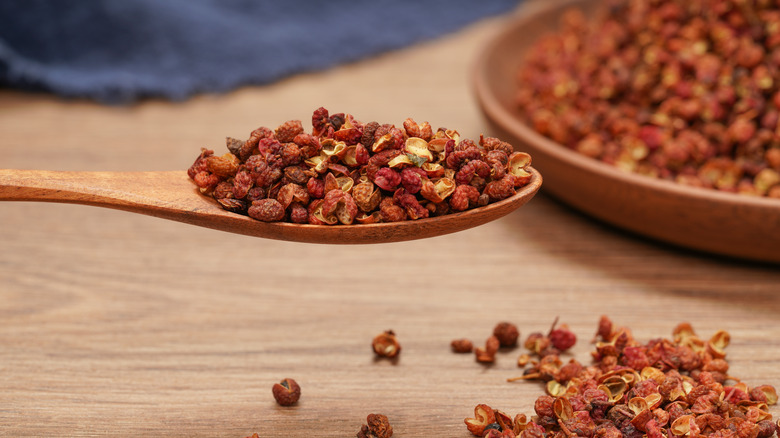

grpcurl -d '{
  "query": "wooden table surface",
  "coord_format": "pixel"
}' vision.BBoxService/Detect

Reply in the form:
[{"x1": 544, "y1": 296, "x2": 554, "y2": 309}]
[{"x1": 1, "y1": 4, "x2": 779, "y2": 437}]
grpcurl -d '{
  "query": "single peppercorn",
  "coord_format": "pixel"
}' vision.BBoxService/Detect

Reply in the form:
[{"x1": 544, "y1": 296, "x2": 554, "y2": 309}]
[
  {"x1": 465, "y1": 404, "x2": 497, "y2": 436},
  {"x1": 372, "y1": 330, "x2": 401, "y2": 359},
  {"x1": 357, "y1": 413, "x2": 393, "y2": 438},
  {"x1": 523, "y1": 332, "x2": 551, "y2": 356},
  {"x1": 271, "y1": 378, "x2": 301, "y2": 406},
  {"x1": 548, "y1": 325, "x2": 576, "y2": 352},
  {"x1": 476, "y1": 335, "x2": 501, "y2": 363},
  {"x1": 451, "y1": 338, "x2": 474, "y2": 353},
  {"x1": 756, "y1": 420, "x2": 776, "y2": 438},
  {"x1": 493, "y1": 322, "x2": 520, "y2": 348}
]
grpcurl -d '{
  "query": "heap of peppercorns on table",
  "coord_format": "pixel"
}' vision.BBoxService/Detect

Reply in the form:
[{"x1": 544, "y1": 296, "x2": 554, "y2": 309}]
[
  {"x1": 252, "y1": 318, "x2": 777, "y2": 438},
  {"x1": 462, "y1": 316, "x2": 779, "y2": 438},
  {"x1": 188, "y1": 107, "x2": 534, "y2": 224},
  {"x1": 517, "y1": 0, "x2": 780, "y2": 197}
]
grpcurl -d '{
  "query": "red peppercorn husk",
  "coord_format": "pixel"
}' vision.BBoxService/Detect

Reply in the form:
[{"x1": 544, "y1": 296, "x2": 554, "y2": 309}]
[
  {"x1": 467, "y1": 316, "x2": 779, "y2": 438},
  {"x1": 271, "y1": 378, "x2": 301, "y2": 406},
  {"x1": 451, "y1": 338, "x2": 474, "y2": 353},
  {"x1": 357, "y1": 413, "x2": 393, "y2": 438},
  {"x1": 494, "y1": 322, "x2": 521, "y2": 348},
  {"x1": 189, "y1": 108, "x2": 535, "y2": 224},
  {"x1": 372, "y1": 330, "x2": 401, "y2": 359},
  {"x1": 517, "y1": 0, "x2": 780, "y2": 198}
]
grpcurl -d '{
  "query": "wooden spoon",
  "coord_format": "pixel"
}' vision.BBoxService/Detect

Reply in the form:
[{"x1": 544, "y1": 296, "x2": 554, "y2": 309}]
[{"x1": 0, "y1": 168, "x2": 541, "y2": 244}]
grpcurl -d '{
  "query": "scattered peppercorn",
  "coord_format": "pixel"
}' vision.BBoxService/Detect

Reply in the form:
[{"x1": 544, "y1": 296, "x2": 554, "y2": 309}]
[
  {"x1": 516, "y1": 0, "x2": 780, "y2": 198},
  {"x1": 189, "y1": 108, "x2": 535, "y2": 224},
  {"x1": 357, "y1": 413, "x2": 393, "y2": 438},
  {"x1": 372, "y1": 330, "x2": 401, "y2": 359},
  {"x1": 271, "y1": 378, "x2": 301, "y2": 407},
  {"x1": 494, "y1": 322, "x2": 521, "y2": 348},
  {"x1": 467, "y1": 316, "x2": 779, "y2": 437},
  {"x1": 476, "y1": 335, "x2": 501, "y2": 363},
  {"x1": 452, "y1": 338, "x2": 475, "y2": 353}
]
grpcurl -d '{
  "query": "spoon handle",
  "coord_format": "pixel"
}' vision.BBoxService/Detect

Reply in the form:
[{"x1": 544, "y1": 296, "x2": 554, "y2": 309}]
[
  {"x1": 0, "y1": 169, "x2": 202, "y2": 216},
  {"x1": 0, "y1": 168, "x2": 282, "y2": 239}
]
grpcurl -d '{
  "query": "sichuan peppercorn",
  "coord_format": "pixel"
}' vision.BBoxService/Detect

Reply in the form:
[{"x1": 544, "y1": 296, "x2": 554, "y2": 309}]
[
  {"x1": 372, "y1": 330, "x2": 401, "y2": 359},
  {"x1": 451, "y1": 338, "x2": 474, "y2": 353},
  {"x1": 189, "y1": 108, "x2": 534, "y2": 224},
  {"x1": 271, "y1": 378, "x2": 301, "y2": 406},
  {"x1": 493, "y1": 322, "x2": 520, "y2": 348},
  {"x1": 357, "y1": 413, "x2": 393, "y2": 438},
  {"x1": 516, "y1": 0, "x2": 780, "y2": 198},
  {"x1": 468, "y1": 317, "x2": 779, "y2": 438}
]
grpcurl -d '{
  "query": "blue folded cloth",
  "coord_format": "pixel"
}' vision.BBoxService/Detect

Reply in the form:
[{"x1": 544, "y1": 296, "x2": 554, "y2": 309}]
[{"x1": 0, "y1": 0, "x2": 519, "y2": 103}]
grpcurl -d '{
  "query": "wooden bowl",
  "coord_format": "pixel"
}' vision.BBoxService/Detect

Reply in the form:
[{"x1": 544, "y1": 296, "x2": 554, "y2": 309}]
[{"x1": 473, "y1": 0, "x2": 780, "y2": 264}]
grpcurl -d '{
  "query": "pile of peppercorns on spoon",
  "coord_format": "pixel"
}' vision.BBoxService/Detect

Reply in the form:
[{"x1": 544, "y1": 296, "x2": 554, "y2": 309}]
[
  {"x1": 185, "y1": 107, "x2": 540, "y2": 243},
  {"x1": 0, "y1": 107, "x2": 540, "y2": 245}
]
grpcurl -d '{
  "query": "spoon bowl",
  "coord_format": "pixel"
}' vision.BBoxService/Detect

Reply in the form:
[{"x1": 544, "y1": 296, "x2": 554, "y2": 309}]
[{"x1": 0, "y1": 168, "x2": 541, "y2": 244}]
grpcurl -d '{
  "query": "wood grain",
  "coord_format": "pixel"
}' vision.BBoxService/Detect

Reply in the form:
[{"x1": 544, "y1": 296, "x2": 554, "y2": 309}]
[{"x1": 1, "y1": 4, "x2": 779, "y2": 437}]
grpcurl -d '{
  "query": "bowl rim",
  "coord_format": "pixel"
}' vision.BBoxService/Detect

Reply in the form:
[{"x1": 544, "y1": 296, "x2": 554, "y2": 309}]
[{"x1": 472, "y1": 0, "x2": 780, "y2": 211}]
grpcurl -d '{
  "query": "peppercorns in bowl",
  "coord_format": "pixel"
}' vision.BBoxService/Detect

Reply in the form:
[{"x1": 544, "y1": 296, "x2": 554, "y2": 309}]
[{"x1": 473, "y1": 0, "x2": 780, "y2": 263}]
